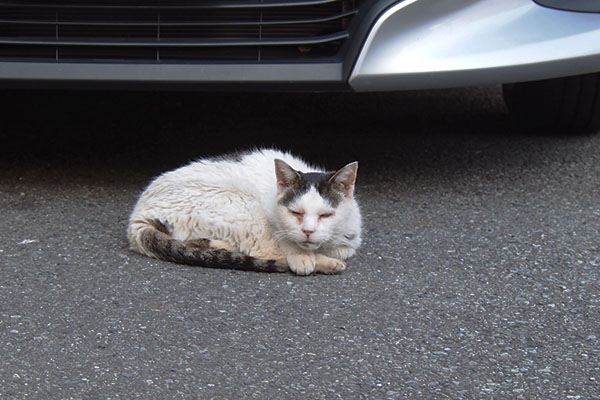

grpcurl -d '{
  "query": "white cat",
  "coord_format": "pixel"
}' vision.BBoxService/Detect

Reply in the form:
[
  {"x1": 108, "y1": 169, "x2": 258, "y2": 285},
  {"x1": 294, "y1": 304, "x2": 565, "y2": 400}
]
[{"x1": 127, "y1": 149, "x2": 361, "y2": 275}]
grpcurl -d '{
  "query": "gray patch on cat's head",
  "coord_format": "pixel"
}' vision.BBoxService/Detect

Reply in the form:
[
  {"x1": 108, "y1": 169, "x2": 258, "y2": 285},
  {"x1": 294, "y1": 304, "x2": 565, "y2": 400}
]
[
  {"x1": 278, "y1": 171, "x2": 344, "y2": 207},
  {"x1": 277, "y1": 176, "x2": 311, "y2": 206},
  {"x1": 312, "y1": 172, "x2": 345, "y2": 207}
]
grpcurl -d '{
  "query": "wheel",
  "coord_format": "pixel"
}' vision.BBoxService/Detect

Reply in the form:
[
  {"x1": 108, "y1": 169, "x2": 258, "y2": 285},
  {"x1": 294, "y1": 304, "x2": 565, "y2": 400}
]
[{"x1": 502, "y1": 72, "x2": 600, "y2": 134}]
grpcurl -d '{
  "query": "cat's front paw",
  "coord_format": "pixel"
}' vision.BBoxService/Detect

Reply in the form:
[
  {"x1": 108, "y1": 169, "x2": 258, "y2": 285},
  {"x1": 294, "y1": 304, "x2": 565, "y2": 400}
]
[
  {"x1": 315, "y1": 254, "x2": 346, "y2": 274},
  {"x1": 287, "y1": 253, "x2": 316, "y2": 276}
]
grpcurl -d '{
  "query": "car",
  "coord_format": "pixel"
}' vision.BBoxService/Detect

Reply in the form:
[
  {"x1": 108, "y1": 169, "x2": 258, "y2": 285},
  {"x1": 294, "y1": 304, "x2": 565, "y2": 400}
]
[{"x1": 1, "y1": 0, "x2": 600, "y2": 132}]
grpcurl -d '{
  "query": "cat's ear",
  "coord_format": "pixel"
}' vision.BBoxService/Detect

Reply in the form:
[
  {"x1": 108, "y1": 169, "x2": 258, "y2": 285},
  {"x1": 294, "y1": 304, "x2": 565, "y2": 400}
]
[
  {"x1": 274, "y1": 159, "x2": 301, "y2": 194},
  {"x1": 329, "y1": 161, "x2": 358, "y2": 197}
]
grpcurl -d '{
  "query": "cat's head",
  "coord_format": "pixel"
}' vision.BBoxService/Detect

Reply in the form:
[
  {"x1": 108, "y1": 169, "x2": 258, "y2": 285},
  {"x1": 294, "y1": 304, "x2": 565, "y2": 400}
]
[{"x1": 274, "y1": 159, "x2": 359, "y2": 250}]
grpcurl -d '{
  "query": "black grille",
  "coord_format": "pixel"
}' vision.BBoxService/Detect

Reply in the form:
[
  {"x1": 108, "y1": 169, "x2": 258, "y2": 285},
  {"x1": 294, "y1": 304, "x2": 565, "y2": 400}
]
[{"x1": 0, "y1": 0, "x2": 360, "y2": 63}]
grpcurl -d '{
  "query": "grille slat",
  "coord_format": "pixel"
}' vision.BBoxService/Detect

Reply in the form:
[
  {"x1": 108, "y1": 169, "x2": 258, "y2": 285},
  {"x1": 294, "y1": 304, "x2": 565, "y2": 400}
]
[
  {"x1": 0, "y1": 0, "x2": 359, "y2": 62},
  {"x1": 0, "y1": 10, "x2": 356, "y2": 28},
  {"x1": 0, "y1": 32, "x2": 349, "y2": 47},
  {"x1": 0, "y1": 0, "x2": 343, "y2": 10}
]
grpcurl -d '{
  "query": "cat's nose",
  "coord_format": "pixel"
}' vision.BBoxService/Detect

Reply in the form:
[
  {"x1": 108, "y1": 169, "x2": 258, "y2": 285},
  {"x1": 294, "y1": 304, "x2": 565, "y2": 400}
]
[{"x1": 302, "y1": 228, "x2": 315, "y2": 236}]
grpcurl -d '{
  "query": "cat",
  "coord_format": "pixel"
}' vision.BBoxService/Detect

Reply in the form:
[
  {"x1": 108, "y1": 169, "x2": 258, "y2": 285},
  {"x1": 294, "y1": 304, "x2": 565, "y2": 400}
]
[{"x1": 127, "y1": 148, "x2": 361, "y2": 275}]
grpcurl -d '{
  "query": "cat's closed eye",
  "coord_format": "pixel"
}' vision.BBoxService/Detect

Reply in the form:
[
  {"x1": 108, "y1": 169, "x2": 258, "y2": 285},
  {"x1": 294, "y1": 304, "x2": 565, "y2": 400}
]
[
  {"x1": 288, "y1": 209, "x2": 304, "y2": 222},
  {"x1": 319, "y1": 212, "x2": 335, "y2": 219}
]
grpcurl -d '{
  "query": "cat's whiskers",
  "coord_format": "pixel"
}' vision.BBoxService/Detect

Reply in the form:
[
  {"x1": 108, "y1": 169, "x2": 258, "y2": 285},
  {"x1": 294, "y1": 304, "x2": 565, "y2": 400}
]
[{"x1": 273, "y1": 229, "x2": 296, "y2": 243}]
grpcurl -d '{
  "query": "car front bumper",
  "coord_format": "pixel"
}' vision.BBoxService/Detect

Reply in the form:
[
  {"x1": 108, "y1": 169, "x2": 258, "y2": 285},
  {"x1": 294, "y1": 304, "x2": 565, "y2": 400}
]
[{"x1": 1, "y1": 0, "x2": 599, "y2": 90}]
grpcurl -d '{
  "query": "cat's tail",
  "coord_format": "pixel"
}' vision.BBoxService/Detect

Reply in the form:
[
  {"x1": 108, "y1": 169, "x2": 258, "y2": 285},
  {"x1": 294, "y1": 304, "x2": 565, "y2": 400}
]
[{"x1": 128, "y1": 219, "x2": 288, "y2": 273}]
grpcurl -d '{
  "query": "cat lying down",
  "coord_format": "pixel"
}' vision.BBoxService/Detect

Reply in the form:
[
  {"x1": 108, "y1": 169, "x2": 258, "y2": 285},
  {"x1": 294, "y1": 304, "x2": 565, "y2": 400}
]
[{"x1": 127, "y1": 149, "x2": 361, "y2": 275}]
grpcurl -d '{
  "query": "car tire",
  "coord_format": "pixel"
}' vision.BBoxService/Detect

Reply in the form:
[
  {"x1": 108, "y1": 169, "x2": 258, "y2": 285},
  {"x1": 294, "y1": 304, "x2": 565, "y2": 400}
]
[{"x1": 502, "y1": 72, "x2": 600, "y2": 134}]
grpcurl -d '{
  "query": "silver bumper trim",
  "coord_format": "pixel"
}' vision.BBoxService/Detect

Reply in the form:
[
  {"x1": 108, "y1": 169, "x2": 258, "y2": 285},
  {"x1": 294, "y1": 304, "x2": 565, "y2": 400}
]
[{"x1": 349, "y1": 0, "x2": 600, "y2": 91}]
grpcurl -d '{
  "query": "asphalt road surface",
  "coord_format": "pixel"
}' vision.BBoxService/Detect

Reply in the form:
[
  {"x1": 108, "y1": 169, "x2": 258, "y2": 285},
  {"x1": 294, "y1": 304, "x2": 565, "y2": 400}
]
[{"x1": 1, "y1": 87, "x2": 599, "y2": 399}]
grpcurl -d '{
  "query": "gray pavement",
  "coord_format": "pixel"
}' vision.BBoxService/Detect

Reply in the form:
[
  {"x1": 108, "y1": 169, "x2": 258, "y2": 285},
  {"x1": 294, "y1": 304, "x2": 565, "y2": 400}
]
[{"x1": 1, "y1": 87, "x2": 599, "y2": 398}]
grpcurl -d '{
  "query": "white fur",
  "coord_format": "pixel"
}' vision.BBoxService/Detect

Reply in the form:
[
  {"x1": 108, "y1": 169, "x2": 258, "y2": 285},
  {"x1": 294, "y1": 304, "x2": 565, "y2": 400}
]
[{"x1": 127, "y1": 149, "x2": 362, "y2": 274}]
